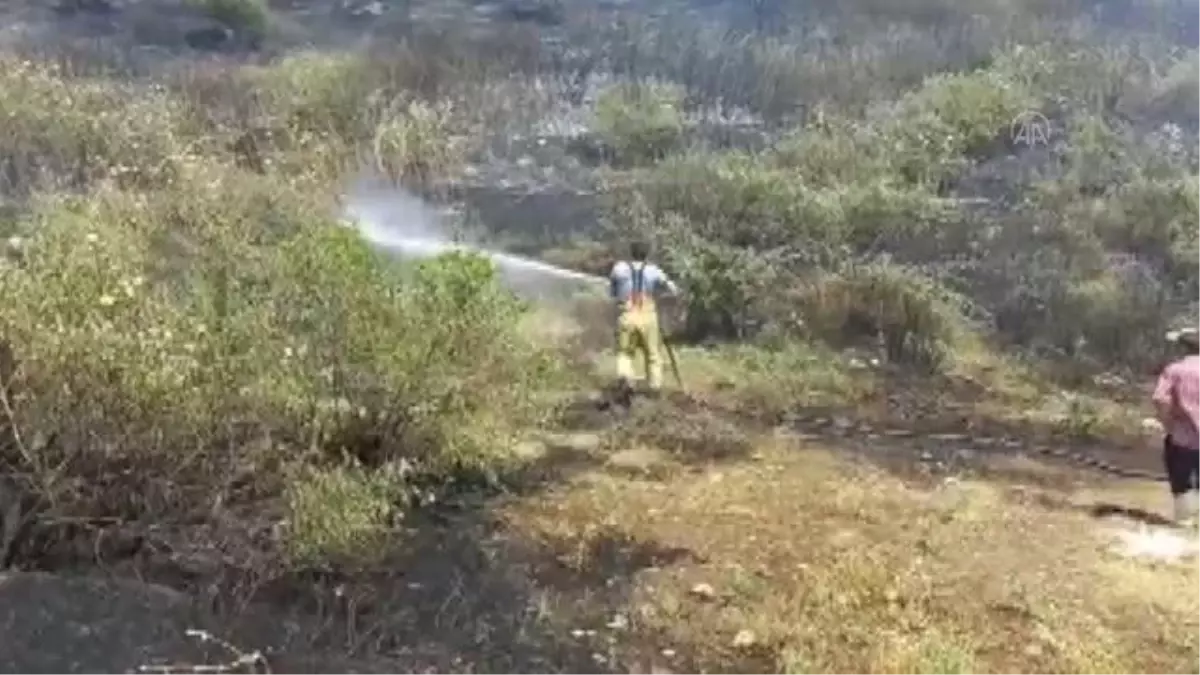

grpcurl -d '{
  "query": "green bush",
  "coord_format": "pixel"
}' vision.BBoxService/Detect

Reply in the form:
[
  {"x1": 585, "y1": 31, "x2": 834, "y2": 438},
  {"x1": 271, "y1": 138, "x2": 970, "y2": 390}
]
[
  {"x1": 631, "y1": 152, "x2": 838, "y2": 250},
  {"x1": 661, "y1": 235, "x2": 783, "y2": 340},
  {"x1": 1094, "y1": 176, "x2": 1199, "y2": 289},
  {"x1": 593, "y1": 82, "x2": 686, "y2": 165},
  {"x1": 610, "y1": 142, "x2": 958, "y2": 341},
  {"x1": 0, "y1": 53, "x2": 542, "y2": 572},
  {"x1": 1062, "y1": 271, "x2": 1173, "y2": 363},
  {"x1": 885, "y1": 69, "x2": 1034, "y2": 186},
  {"x1": 772, "y1": 116, "x2": 891, "y2": 188},
  {"x1": 268, "y1": 222, "x2": 558, "y2": 474},
  {"x1": 192, "y1": 0, "x2": 271, "y2": 37},
  {"x1": 0, "y1": 166, "x2": 559, "y2": 565}
]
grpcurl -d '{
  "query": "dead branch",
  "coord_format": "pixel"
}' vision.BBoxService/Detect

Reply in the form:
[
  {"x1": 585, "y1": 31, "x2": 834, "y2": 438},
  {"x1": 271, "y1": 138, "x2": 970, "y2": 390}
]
[{"x1": 136, "y1": 628, "x2": 270, "y2": 675}]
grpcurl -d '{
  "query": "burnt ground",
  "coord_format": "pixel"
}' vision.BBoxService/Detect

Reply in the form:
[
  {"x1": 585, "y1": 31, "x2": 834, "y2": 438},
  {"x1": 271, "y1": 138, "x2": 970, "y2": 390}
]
[{"x1": 0, "y1": 363, "x2": 1183, "y2": 673}]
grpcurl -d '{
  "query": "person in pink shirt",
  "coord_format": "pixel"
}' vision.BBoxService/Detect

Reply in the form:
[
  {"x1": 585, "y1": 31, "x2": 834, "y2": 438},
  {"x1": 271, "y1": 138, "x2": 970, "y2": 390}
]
[{"x1": 1152, "y1": 325, "x2": 1200, "y2": 525}]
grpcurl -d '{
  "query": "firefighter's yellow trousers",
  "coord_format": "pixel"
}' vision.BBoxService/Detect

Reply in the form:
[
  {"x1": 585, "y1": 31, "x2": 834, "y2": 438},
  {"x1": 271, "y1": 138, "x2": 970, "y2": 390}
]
[{"x1": 615, "y1": 305, "x2": 663, "y2": 391}]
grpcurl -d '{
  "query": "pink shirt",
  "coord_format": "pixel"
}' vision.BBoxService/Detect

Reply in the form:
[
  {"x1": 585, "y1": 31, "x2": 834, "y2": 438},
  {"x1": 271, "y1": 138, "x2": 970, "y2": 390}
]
[{"x1": 1153, "y1": 355, "x2": 1200, "y2": 450}]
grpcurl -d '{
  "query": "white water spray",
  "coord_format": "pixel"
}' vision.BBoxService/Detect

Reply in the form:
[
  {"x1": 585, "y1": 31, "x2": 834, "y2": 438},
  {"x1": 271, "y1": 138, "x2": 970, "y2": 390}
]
[
  {"x1": 1111, "y1": 525, "x2": 1198, "y2": 562},
  {"x1": 342, "y1": 183, "x2": 605, "y2": 298}
]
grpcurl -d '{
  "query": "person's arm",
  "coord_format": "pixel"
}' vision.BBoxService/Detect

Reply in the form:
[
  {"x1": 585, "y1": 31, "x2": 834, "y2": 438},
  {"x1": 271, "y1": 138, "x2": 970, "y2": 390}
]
[
  {"x1": 1152, "y1": 364, "x2": 1177, "y2": 428},
  {"x1": 653, "y1": 264, "x2": 680, "y2": 297}
]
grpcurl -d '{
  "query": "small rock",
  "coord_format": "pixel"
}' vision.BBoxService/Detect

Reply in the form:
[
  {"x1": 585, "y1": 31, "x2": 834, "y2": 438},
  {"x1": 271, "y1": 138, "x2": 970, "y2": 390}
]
[
  {"x1": 661, "y1": 648, "x2": 676, "y2": 658},
  {"x1": 1024, "y1": 642, "x2": 1044, "y2": 657},
  {"x1": 772, "y1": 425, "x2": 795, "y2": 439},
  {"x1": 606, "y1": 613, "x2": 628, "y2": 630},
  {"x1": 689, "y1": 582, "x2": 716, "y2": 599},
  {"x1": 542, "y1": 431, "x2": 602, "y2": 453},
  {"x1": 360, "y1": 0, "x2": 385, "y2": 16},
  {"x1": 4, "y1": 236, "x2": 24, "y2": 263},
  {"x1": 732, "y1": 629, "x2": 757, "y2": 648},
  {"x1": 511, "y1": 437, "x2": 549, "y2": 456}
]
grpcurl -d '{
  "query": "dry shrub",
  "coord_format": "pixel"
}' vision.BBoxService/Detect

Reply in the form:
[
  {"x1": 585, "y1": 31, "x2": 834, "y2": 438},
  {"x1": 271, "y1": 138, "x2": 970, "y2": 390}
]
[
  {"x1": 0, "y1": 44, "x2": 543, "y2": 569},
  {"x1": 176, "y1": 51, "x2": 466, "y2": 189},
  {"x1": 0, "y1": 164, "x2": 560, "y2": 567},
  {"x1": 241, "y1": 51, "x2": 378, "y2": 141},
  {"x1": 283, "y1": 462, "x2": 405, "y2": 568},
  {"x1": 372, "y1": 99, "x2": 463, "y2": 188},
  {"x1": 1142, "y1": 52, "x2": 1199, "y2": 128},
  {"x1": 800, "y1": 260, "x2": 973, "y2": 371},
  {"x1": 593, "y1": 81, "x2": 687, "y2": 165},
  {"x1": 0, "y1": 58, "x2": 195, "y2": 196}
]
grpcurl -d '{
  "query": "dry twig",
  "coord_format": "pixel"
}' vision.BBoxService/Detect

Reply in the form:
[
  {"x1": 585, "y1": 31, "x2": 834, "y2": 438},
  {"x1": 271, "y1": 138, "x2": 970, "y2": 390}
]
[{"x1": 136, "y1": 629, "x2": 270, "y2": 674}]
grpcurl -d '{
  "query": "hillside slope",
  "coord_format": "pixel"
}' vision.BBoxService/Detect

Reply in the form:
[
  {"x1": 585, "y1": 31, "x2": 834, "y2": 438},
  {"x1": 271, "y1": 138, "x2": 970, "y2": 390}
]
[{"x1": 0, "y1": 0, "x2": 1196, "y2": 672}]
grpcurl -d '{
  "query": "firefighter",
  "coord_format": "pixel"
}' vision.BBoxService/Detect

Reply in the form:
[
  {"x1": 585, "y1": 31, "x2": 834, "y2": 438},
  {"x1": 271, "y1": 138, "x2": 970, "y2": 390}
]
[{"x1": 609, "y1": 240, "x2": 679, "y2": 404}]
